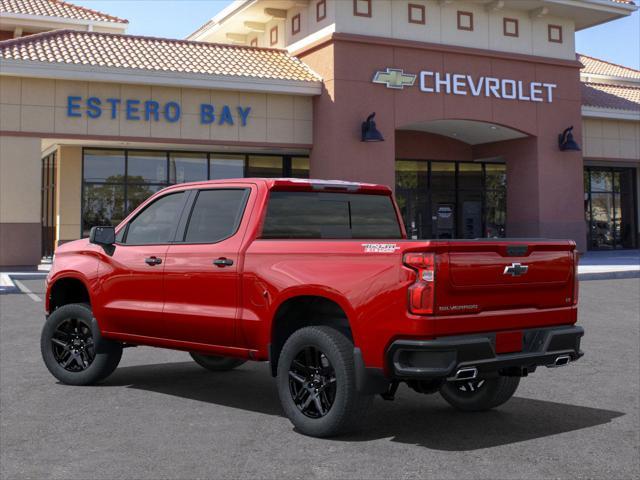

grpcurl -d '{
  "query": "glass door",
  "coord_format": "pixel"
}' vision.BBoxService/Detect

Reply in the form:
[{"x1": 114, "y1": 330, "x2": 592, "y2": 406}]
[
  {"x1": 585, "y1": 167, "x2": 638, "y2": 250},
  {"x1": 41, "y1": 153, "x2": 57, "y2": 259},
  {"x1": 395, "y1": 160, "x2": 506, "y2": 240}
]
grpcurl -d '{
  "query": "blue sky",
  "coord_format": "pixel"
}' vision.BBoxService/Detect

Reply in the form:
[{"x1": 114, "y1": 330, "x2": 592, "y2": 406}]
[{"x1": 74, "y1": 1, "x2": 639, "y2": 68}]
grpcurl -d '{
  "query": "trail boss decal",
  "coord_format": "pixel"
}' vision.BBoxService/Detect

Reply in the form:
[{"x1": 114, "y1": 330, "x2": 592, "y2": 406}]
[{"x1": 362, "y1": 243, "x2": 401, "y2": 253}]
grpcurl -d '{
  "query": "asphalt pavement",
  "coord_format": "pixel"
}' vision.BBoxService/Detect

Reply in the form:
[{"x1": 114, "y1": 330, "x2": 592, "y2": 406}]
[{"x1": 1, "y1": 278, "x2": 638, "y2": 479}]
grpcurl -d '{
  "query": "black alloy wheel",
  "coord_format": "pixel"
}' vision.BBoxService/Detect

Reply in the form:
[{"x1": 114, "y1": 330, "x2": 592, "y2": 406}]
[
  {"x1": 440, "y1": 375, "x2": 520, "y2": 412},
  {"x1": 41, "y1": 303, "x2": 122, "y2": 385},
  {"x1": 454, "y1": 379, "x2": 486, "y2": 394},
  {"x1": 276, "y1": 326, "x2": 373, "y2": 437},
  {"x1": 288, "y1": 346, "x2": 337, "y2": 418},
  {"x1": 51, "y1": 317, "x2": 96, "y2": 372}
]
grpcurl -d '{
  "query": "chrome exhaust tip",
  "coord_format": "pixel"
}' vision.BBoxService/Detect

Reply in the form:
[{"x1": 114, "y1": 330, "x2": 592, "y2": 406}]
[
  {"x1": 548, "y1": 355, "x2": 571, "y2": 368},
  {"x1": 448, "y1": 367, "x2": 478, "y2": 381}
]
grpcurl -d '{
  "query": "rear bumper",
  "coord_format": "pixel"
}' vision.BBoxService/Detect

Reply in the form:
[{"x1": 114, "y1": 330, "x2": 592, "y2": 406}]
[{"x1": 387, "y1": 325, "x2": 584, "y2": 379}]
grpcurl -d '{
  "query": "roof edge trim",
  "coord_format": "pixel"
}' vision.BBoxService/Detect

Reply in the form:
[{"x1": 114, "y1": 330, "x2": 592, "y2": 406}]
[
  {"x1": 581, "y1": 106, "x2": 640, "y2": 120},
  {"x1": 0, "y1": 59, "x2": 323, "y2": 96},
  {"x1": 0, "y1": 12, "x2": 128, "y2": 28}
]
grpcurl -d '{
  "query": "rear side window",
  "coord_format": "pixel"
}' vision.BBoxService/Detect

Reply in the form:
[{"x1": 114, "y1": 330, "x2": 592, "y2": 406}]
[
  {"x1": 261, "y1": 191, "x2": 402, "y2": 239},
  {"x1": 123, "y1": 192, "x2": 185, "y2": 245},
  {"x1": 183, "y1": 189, "x2": 249, "y2": 243}
]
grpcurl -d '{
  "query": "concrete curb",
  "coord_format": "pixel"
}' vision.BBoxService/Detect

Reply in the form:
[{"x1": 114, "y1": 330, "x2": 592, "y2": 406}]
[
  {"x1": 0, "y1": 273, "x2": 47, "y2": 295},
  {"x1": 578, "y1": 271, "x2": 640, "y2": 281}
]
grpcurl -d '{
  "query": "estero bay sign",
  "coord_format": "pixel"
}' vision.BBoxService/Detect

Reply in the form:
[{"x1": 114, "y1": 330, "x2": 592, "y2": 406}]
[
  {"x1": 66, "y1": 96, "x2": 253, "y2": 126},
  {"x1": 373, "y1": 67, "x2": 558, "y2": 103}
]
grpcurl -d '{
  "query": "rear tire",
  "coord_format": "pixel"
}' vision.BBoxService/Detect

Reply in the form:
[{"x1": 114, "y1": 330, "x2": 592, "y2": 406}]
[
  {"x1": 189, "y1": 352, "x2": 246, "y2": 372},
  {"x1": 276, "y1": 326, "x2": 373, "y2": 438},
  {"x1": 440, "y1": 376, "x2": 520, "y2": 412},
  {"x1": 41, "y1": 303, "x2": 122, "y2": 385}
]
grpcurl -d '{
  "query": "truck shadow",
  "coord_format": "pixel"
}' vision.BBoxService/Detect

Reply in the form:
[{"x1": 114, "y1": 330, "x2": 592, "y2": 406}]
[{"x1": 103, "y1": 361, "x2": 624, "y2": 451}]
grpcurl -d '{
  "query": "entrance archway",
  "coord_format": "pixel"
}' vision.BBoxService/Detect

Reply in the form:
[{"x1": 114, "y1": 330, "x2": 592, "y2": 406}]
[{"x1": 394, "y1": 119, "x2": 533, "y2": 240}]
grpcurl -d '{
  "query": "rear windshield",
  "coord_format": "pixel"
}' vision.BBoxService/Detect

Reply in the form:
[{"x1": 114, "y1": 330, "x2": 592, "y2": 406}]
[{"x1": 261, "y1": 191, "x2": 402, "y2": 239}]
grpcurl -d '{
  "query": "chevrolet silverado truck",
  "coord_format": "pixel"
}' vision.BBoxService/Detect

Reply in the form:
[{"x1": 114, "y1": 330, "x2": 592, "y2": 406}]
[{"x1": 41, "y1": 178, "x2": 583, "y2": 437}]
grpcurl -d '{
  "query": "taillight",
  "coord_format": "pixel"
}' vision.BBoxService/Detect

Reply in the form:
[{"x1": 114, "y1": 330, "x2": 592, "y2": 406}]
[
  {"x1": 573, "y1": 251, "x2": 580, "y2": 305},
  {"x1": 404, "y1": 252, "x2": 435, "y2": 315}
]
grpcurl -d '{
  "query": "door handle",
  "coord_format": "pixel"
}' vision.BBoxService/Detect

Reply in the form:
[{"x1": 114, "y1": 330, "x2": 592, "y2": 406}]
[
  {"x1": 145, "y1": 256, "x2": 162, "y2": 266},
  {"x1": 213, "y1": 257, "x2": 234, "y2": 267}
]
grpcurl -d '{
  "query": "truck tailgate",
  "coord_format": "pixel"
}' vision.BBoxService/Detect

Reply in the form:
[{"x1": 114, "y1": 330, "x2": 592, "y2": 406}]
[{"x1": 435, "y1": 241, "x2": 576, "y2": 315}]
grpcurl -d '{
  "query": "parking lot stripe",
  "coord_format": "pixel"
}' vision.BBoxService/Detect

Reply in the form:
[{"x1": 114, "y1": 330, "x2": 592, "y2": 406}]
[{"x1": 13, "y1": 280, "x2": 42, "y2": 302}]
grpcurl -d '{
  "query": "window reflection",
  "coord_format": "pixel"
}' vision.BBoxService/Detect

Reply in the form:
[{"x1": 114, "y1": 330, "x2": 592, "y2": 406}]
[
  {"x1": 84, "y1": 149, "x2": 125, "y2": 182},
  {"x1": 82, "y1": 184, "x2": 125, "y2": 237},
  {"x1": 395, "y1": 160, "x2": 429, "y2": 239},
  {"x1": 170, "y1": 153, "x2": 207, "y2": 183},
  {"x1": 210, "y1": 154, "x2": 244, "y2": 179},
  {"x1": 127, "y1": 151, "x2": 167, "y2": 184}
]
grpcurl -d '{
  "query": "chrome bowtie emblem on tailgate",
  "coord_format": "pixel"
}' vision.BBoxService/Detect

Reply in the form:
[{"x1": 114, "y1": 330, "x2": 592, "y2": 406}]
[{"x1": 504, "y1": 263, "x2": 529, "y2": 277}]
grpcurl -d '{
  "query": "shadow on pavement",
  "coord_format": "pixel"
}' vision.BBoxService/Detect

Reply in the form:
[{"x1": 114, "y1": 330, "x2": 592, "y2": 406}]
[{"x1": 103, "y1": 361, "x2": 624, "y2": 451}]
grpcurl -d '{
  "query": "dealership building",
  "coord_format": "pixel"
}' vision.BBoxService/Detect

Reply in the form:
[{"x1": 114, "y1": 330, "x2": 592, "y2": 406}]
[{"x1": 0, "y1": 0, "x2": 638, "y2": 266}]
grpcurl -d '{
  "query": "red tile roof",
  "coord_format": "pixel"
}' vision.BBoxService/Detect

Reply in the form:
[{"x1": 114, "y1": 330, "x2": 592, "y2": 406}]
[
  {"x1": 582, "y1": 82, "x2": 640, "y2": 111},
  {"x1": 0, "y1": 29, "x2": 321, "y2": 83},
  {"x1": 578, "y1": 54, "x2": 640, "y2": 80},
  {"x1": 0, "y1": 0, "x2": 128, "y2": 24}
]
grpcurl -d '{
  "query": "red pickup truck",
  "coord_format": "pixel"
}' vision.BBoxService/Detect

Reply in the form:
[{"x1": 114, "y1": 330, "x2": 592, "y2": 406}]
[{"x1": 41, "y1": 178, "x2": 583, "y2": 437}]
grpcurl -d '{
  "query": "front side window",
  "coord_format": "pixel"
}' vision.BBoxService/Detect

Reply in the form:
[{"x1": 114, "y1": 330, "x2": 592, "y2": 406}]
[
  {"x1": 261, "y1": 192, "x2": 402, "y2": 239},
  {"x1": 122, "y1": 192, "x2": 185, "y2": 245},
  {"x1": 183, "y1": 189, "x2": 249, "y2": 243}
]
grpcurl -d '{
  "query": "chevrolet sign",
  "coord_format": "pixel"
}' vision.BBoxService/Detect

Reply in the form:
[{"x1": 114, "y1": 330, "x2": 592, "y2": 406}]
[
  {"x1": 372, "y1": 68, "x2": 417, "y2": 89},
  {"x1": 372, "y1": 67, "x2": 557, "y2": 103}
]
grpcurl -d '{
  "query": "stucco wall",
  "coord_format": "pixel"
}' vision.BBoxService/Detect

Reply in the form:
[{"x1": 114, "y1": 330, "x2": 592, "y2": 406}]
[
  {"x1": 582, "y1": 117, "x2": 640, "y2": 161},
  {"x1": 0, "y1": 135, "x2": 42, "y2": 266},
  {"x1": 0, "y1": 76, "x2": 313, "y2": 146},
  {"x1": 331, "y1": 0, "x2": 575, "y2": 60}
]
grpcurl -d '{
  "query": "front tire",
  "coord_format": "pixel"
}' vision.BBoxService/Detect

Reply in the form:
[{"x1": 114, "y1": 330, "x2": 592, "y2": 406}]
[
  {"x1": 41, "y1": 303, "x2": 122, "y2": 385},
  {"x1": 439, "y1": 376, "x2": 520, "y2": 412},
  {"x1": 276, "y1": 326, "x2": 372, "y2": 438},
  {"x1": 189, "y1": 352, "x2": 246, "y2": 372}
]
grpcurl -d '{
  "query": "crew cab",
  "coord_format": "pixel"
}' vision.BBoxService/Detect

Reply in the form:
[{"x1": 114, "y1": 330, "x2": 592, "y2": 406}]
[{"x1": 41, "y1": 178, "x2": 583, "y2": 437}]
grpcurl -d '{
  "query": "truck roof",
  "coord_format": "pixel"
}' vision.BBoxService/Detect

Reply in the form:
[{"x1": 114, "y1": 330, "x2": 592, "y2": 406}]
[{"x1": 161, "y1": 178, "x2": 392, "y2": 194}]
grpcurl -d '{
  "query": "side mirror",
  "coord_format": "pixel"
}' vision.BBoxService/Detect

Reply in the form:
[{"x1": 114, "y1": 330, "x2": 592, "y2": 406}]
[{"x1": 89, "y1": 226, "x2": 115, "y2": 246}]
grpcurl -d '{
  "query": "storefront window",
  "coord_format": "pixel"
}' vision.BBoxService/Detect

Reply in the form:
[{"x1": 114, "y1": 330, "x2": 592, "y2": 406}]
[
  {"x1": 291, "y1": 157, "x2": 310, "y2": 178},
  {"x1": 585, "y1": 167, "x2": 637, "y2": 250},
  {"x1": 82, "y1": 184, "x2": 125, "y2": 237},
  {"x1": 395, "y1": 160, "x2": 506, "y2": 239},
  {"x1": 431, "y1": 163, "x2": 457, "y2": 239},
  {"x1": 126, "y1": 184, "x2": 165, "y2": 214},
  {"x1": 395, "y1": 160, "x2": 429, "y2": 239},
  {"x1": 81, "y1": 149, "x2": 308, "y2": 236},
  {"x1": 170, "y1": 152, "x2": 207, "y2": 183},
  {"x1": 84, "y1": 149, "x2": 125, "y2": 182},
  {"x1": 484, "y1": 188, "x2": 506, "y2": 238},
  {"x1": 127, "y1": 151, "x2": 168, "y2": 184},
  {"x1": 210, "y1": 154, "x2": 244, "y2": 179},
  {"x1": 485, "y1": 163, "x2": 507, "y2": 189},
  {"x1": 484, "y1": 164, "x2": 507, "y2": 238},
  {"x1": 247, "y1": 155, "x2": 283, "y2": 177},
  {"x1": 41, "y1": 153, "x2": 57, "y2": 258}
]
